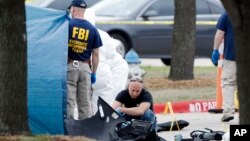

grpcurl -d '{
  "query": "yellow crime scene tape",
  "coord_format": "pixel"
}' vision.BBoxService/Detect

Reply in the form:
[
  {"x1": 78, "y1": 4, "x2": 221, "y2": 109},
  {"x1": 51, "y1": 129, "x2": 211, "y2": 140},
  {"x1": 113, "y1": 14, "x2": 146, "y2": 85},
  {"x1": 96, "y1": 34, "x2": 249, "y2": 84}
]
[{"x1": 96, "y1": 20, "x2": 217, "y2": 25}]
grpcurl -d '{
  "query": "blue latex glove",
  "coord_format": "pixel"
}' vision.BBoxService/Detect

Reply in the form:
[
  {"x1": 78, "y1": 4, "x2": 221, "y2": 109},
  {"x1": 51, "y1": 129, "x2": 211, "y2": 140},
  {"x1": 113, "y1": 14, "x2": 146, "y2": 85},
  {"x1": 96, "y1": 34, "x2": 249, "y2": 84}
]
[
  {"x1": 211, "y1": 50, "x2": 220, "y2": 66},
  {"x1": 91, "y1": 73, "x2": 96, "y2": 84},
  {"x1": 115, "y1": 107, "x2": 125, "y2": 116}
]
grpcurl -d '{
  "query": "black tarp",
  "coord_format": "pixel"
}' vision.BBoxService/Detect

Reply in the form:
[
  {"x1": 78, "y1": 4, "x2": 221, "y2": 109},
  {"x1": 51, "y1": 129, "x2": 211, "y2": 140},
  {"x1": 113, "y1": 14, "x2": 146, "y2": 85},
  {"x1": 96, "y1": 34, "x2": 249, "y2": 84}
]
[{"x1": 65, "y1": 97, "x2": 126, "y2": 140}]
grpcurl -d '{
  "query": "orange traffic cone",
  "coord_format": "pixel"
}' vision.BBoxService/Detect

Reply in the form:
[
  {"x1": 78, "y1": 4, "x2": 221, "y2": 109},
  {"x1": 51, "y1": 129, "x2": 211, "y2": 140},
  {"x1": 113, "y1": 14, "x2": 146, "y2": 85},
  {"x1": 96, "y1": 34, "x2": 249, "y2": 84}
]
[
  {"x1": 215, "y1": 54, "x2": 223, "y2": 110},
  {"x1": 208, "y1": 43, "x2": 224, "y2": 113},
  {"x1": 208, "y1": 54, "x2": 223, "y2": 113}
]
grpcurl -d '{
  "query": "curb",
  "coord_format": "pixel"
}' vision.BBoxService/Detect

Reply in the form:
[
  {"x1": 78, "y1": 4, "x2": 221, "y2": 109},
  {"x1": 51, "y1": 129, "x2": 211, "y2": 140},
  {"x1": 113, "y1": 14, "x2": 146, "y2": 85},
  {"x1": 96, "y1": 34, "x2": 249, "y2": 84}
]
[{"x1": 153, "y1": 99, "x2": 216, "y2": 114}]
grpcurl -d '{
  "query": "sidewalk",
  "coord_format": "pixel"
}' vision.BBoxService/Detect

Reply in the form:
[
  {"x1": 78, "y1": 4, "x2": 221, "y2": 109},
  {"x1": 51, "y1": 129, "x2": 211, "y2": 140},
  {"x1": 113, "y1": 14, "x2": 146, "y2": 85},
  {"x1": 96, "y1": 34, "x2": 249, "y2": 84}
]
[{"x1": 156, "y1": 112, "x2": 239, "y2": 141}]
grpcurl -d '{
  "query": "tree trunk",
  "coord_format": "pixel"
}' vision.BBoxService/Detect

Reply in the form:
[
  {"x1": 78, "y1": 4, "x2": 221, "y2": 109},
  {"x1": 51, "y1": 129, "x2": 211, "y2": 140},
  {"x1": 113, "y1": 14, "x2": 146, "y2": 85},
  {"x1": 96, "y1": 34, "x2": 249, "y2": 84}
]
[
  {"x1": 0, "y1": 1, "x2": 29, "y2": 133},
  {"x1": 169, "y1": 0, "x2": 196, "y2": 80},
  {"x1": 221, "y1": 0, "x2": 250, "y2": 124}
]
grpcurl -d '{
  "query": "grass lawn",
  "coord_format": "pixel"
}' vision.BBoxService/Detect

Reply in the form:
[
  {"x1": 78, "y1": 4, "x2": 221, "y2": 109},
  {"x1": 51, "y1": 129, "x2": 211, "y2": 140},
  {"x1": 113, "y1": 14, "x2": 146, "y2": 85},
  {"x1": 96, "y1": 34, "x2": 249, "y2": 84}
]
[{"x1": 141, "y1": 66, "x2": 218, "y2": 103}]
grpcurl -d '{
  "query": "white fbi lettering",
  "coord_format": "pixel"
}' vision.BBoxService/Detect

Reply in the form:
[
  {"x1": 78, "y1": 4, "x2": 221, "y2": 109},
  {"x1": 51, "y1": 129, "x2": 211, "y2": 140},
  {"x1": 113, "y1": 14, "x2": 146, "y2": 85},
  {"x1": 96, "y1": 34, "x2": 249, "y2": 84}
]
[{"x1": 234, "y1": 129, "x2": 247, "y2": 136}]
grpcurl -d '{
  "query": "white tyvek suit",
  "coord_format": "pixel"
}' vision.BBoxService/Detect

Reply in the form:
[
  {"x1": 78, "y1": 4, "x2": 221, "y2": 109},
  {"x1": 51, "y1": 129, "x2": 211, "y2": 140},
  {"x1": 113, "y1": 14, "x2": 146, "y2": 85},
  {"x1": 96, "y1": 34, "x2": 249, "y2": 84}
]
[
  {"x1": 86, "y1": 9, "x2": 129, "y2": 114},
  {"x1": 91, "y1": 29, "x2": 129, "y2": 113}
]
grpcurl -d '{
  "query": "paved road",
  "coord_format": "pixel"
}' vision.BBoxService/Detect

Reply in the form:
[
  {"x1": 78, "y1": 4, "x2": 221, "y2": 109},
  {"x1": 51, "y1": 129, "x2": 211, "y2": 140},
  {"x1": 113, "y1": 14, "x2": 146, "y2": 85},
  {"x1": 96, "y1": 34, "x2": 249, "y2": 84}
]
[
  {"x1": 156, "y1": 112, "x2": 239, "y2": 141},
  {"x1": 140, "y1": 58, "x2": 213, "y2": 67}
]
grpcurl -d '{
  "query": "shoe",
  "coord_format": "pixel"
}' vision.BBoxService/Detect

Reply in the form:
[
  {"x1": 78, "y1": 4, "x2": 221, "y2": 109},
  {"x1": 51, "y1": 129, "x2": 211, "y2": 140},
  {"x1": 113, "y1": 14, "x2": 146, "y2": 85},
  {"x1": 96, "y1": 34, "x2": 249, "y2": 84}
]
[{"x1": 221, "y1": 115, "x2": 234, "y2": 122}]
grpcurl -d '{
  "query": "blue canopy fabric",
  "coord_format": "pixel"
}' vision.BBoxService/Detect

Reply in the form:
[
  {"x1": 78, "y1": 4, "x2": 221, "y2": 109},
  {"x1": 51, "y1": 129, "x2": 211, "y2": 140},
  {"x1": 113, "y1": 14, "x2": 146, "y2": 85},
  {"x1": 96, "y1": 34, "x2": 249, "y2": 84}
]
[{"x1": 26, "y1": 5, "x2": 69, "y2": 134}]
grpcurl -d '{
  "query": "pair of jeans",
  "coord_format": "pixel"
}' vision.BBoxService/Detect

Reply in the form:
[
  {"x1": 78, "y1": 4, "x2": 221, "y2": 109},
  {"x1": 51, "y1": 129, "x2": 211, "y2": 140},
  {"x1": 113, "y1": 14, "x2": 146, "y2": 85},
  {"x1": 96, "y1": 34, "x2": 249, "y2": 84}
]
[{"x1": 116, "y1": 108, "x2": 157, "y2": 132}]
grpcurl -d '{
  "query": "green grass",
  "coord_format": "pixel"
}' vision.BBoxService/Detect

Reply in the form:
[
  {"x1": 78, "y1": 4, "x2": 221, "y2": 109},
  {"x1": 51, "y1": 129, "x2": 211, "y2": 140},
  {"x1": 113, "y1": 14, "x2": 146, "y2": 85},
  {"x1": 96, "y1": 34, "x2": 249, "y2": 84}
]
[
  {"x1": 141, "y1": 66, "x2": 217, "y2": 78},
  {"x1": 19, "y1": 136, "x2": 51, "y2": 141},
  {"x1": 141, "y1": 66, "x2": 218, "y2": 103},
  {"x1": 0, "y1": 135, "x2": 52, "y2": 141},
  {"x1": 151, "y1": 86, "x2": 216, "y2": 103}
]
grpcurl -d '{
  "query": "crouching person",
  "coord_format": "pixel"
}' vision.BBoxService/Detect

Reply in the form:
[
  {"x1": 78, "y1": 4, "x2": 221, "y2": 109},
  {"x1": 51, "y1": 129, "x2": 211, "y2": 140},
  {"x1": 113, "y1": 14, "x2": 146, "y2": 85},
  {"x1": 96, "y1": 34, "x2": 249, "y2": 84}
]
[{"x1": 112, "y1": 76, "x2": 157, "y2": 132}]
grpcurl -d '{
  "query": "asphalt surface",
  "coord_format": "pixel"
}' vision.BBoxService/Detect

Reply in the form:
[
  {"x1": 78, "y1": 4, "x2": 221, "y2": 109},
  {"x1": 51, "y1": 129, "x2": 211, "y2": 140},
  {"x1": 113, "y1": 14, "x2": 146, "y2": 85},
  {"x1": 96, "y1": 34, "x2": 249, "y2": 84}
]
[{"x1": 156, "y1": 112, "x2": 239, "y2": 141}]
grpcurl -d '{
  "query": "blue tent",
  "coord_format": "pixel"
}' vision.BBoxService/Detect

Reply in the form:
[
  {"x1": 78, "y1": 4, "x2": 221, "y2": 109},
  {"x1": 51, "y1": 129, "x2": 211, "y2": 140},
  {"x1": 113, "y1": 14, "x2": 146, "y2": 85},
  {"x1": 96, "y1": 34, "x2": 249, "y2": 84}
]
[{"x1": 26, "y1": 5, "x2": 69, "y2": 134}]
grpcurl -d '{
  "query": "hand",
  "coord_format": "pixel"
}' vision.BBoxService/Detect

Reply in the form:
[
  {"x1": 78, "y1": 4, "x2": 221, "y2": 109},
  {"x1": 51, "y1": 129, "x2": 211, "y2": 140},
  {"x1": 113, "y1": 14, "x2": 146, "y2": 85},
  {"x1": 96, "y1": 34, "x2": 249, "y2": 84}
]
[
  {"x1": 211, "y1": 50, "x2": 220, "y2": 66},
  {"x1": 91, "y1": 73, "x2": 96, "y2": 84},
  {"x1": 115, "y1": 107, "x2": 125, "y2": 116}
]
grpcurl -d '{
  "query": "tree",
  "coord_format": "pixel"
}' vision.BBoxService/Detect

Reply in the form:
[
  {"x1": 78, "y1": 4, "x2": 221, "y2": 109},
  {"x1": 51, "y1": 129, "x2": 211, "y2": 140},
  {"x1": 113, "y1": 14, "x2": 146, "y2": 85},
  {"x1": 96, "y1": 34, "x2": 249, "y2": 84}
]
[
  {"x1": 168, "y1": 0, "x2": 196, "y2": 80},
  {"x1": 220, "y1": 0, "x2": 250, "y2": 124},
  {"x1": 0, "y1": 0, "x2": 29, "y2": 133}
]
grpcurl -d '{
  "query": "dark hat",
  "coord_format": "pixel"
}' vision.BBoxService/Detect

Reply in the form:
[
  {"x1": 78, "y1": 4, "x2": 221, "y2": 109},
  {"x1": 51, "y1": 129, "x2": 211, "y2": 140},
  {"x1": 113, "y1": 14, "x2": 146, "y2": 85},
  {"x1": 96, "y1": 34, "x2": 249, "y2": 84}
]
[{"x1": 68, "y1": 0, "x2": 87, "y2": 9}]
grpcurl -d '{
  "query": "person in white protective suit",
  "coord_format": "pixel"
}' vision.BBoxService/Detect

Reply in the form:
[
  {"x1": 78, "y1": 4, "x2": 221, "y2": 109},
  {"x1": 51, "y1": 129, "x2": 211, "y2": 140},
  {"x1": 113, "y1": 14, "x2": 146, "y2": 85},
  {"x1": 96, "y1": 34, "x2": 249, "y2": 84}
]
[{"x1": 74, "y1": 9, "x2": 129, "y2": 118}]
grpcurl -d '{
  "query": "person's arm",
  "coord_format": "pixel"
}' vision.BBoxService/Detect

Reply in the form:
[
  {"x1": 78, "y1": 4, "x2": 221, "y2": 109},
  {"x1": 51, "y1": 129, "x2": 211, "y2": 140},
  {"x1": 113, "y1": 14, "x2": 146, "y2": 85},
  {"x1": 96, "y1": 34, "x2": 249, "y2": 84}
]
[
  {"x1": 91, "y1": 48, "x2": 99, "y2": 73},
  {"x1": 213, "y1": 29, "x2": 225, "y2": 50},
  {"x1": 118, "y1": 102, "x2": 151, "y2": 116},
  {"x1": 112, "y1": 100, "x2": 122, "y2": 109},
  {"x1": 211, "y1": 29, "x2": 225, "y2": 65}
]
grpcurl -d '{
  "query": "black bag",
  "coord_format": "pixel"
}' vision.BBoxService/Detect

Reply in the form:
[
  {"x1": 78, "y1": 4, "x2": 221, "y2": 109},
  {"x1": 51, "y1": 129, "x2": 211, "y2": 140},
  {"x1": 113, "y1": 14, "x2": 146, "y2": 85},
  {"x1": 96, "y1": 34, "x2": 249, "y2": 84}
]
[
  {"x1": 115, "y1": 119, "x2": 158, "y2": 141},
  {"x1": 190, "y1": 128, "x2": 225, "y2": 141}
]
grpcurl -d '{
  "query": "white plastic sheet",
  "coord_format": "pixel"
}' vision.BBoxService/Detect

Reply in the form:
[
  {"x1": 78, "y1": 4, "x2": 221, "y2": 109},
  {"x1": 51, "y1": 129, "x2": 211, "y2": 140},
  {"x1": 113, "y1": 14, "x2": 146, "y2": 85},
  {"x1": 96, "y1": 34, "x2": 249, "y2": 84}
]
[{"x1": 91, "y1": 29, "x2": 129, "y2": 113}]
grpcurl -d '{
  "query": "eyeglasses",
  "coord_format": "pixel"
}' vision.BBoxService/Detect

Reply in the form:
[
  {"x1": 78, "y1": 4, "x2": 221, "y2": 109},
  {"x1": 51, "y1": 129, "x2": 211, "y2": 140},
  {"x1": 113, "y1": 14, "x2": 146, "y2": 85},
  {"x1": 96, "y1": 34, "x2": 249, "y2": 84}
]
[{"x1": 129, "y1": 78, "x2": 143, "y2": 83}]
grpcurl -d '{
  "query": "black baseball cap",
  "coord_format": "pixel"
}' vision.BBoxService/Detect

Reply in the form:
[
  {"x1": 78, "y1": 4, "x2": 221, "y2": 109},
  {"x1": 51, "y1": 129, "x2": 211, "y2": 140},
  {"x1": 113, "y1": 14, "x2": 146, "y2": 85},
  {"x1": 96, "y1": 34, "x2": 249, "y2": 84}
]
[{"x1": 68, "y1": 0, "x2": 87, "y2": 9}]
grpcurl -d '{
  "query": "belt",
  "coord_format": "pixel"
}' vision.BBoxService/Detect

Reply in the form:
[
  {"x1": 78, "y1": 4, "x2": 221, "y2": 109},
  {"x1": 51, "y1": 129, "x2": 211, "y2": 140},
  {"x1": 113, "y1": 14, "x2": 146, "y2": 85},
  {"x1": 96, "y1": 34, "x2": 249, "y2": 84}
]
[
  {"x1": 68, "y1": 59, "x2": 90, "y2": 64},
  {"x1": 68, "y1": 59, "x2": 90, "y2": 67}
]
